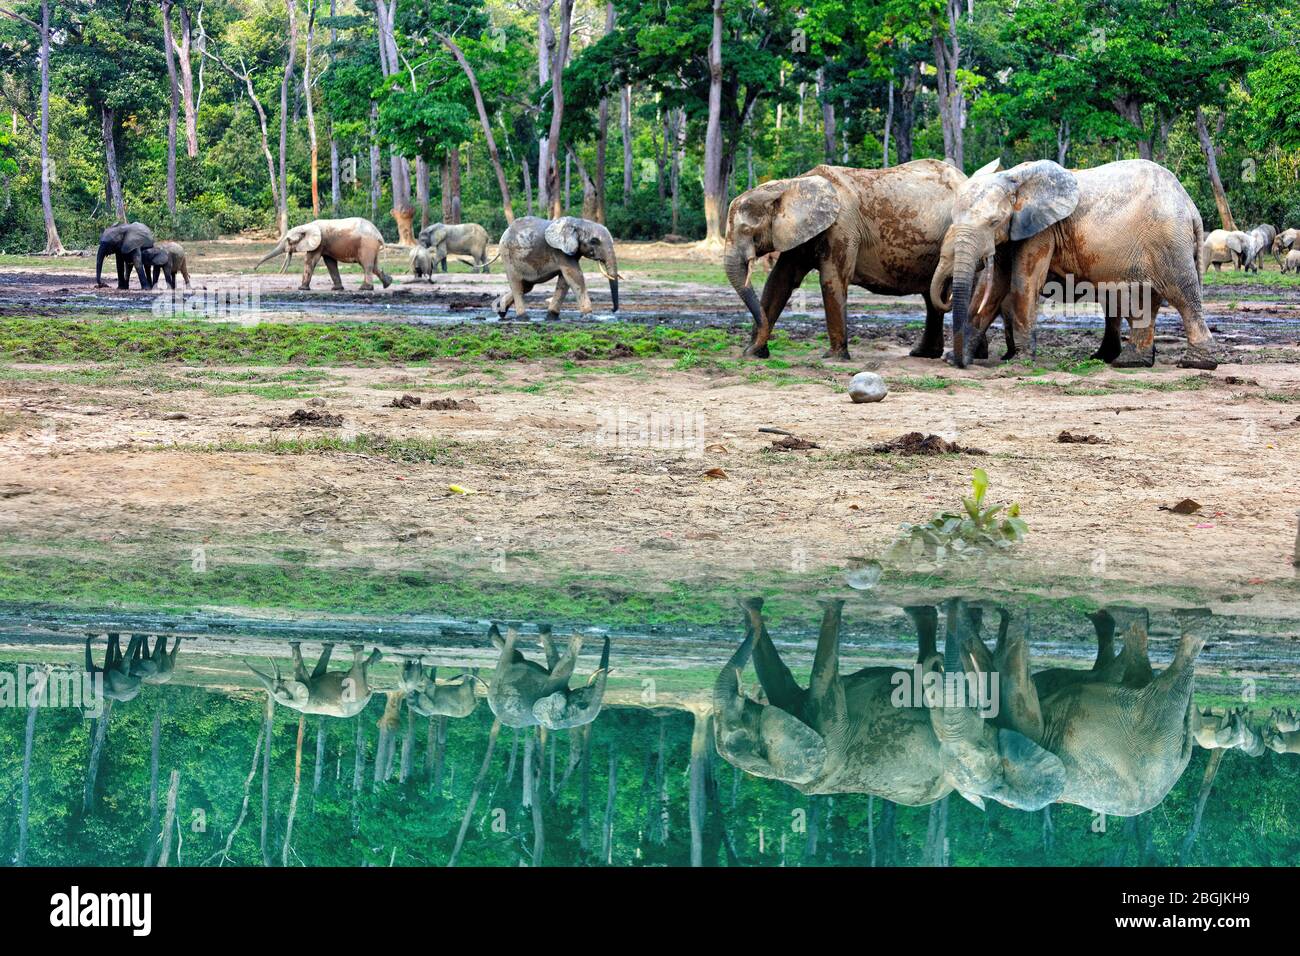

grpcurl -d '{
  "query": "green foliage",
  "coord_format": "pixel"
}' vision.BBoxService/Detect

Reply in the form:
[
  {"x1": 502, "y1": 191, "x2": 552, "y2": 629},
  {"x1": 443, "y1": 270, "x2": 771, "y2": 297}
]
[{"x1": 885, "y1": 468, "x2": 1028, "y2": 565}]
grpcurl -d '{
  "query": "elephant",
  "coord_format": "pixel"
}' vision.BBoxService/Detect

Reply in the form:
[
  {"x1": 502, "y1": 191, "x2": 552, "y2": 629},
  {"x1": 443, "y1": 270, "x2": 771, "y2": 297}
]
[
  {"x1": 246, "y1": 643, "x2": 382, "y2": 717},
  {"x1": 128, "y1": 635, "x2": 182, "y2": 686},
  {"x1": 1271, "y1": 706, "x2": 1300, "y2": 732},
  {"x1": 95, "y1": 222, "x2": 157, "y2": 290},
  {"x1": 724, "y1": 158, "x2": 1001, "y2": 361},
  {"x1": 492, "y1": 216, "x2": 619, "y2": 320},
  {"x1": 418, "y1": 222, "x2": 492, "y2": 273},
  {"x1": 1272, "y1": 228, "x2": 1298, "y2": 263},
  {"x1": 1266, "y1": 728, "x2": 1300, "y2": 754},
  {"x1": 398, "y1": 659, "x2": 482, "y2": 718},
  {"x1": 1243, "y1": 224, "x2": 1277, "y2": 272},
  {"x1": 1282, "y1": 250, "x2": 1300, "y2": 275},
  {"x1": 85, "y1": 633, "x2": 145, "y2": 702},
  {"x1": 715, "y1": 597, "x2": 1207, "y2": 816},
  {"x1": 1192, "y1": 706, "x2": 1266, "y2": 756},
  {"x1": 409, "y1": 245, "x2": 435, "y2": 281},
  {"x1": 1203, "y1": 229, "x2": 1249, "y2": 272},
  {"x1": 255, "y1": 217, "x2": 392, "y2": 291},
  {"x1": 934, "y1": 159, "x2": 1215, "y2": 370},
  {"x1": 143, "y1": 241, "x2": 191, "y2": 289},
  {"x1": 485, "y1": 624, "x2": 611, "y2": 729}
]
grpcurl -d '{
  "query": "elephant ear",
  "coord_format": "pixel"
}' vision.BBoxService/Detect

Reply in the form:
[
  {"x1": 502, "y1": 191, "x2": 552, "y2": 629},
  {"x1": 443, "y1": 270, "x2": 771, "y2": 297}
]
[
  {"x1": 969, "y1": 157, "x2": 1002, "y2": 179},
  {"x1": 1005, "y1": 161, "x2": 1080, "y2": 242},
  {"x1": 544, "y1": 217, "x2": 582, "y2": 256},
  {"x1": 121, "y1": 223, "x2": 156, "y2": 254},
  {"x1": 532, "y1": 691, "x2": 570, "y2": 728},
  {"x1": 294, "y1": 223, "x2": 323, "y2": 253},
  {"x1": 988, "y1": 728, "x2": 1065, "y2": 811},
  {"x1": 717, "y1": 707, "x2": 826, "y2": 784},
  {"x1": 278, "y1": 679, "x2": 310, "y2": 707},
  {"x1": 770, "y1": 176, "x2": 840, "y2": 253}
]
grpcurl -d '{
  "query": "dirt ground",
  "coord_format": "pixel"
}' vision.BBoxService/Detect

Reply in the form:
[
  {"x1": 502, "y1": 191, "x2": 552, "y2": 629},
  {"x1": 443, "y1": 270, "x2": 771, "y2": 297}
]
[{"x1": 2, "y1": 245, "x2": 1300, "y2": 609}]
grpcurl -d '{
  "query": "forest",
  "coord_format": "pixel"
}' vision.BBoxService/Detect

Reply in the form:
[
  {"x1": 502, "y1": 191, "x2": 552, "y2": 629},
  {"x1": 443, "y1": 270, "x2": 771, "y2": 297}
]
[{"x1": 0, "y1": 0, "x2": 1295, "y2": 252}]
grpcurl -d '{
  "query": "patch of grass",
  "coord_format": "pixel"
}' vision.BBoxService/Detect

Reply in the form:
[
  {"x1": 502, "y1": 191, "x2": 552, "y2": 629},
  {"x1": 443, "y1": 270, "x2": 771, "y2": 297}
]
[
  {"x1": 165, "y1": 432, "x2": 455, "y2": 463},
  {"x1": 890, "y1": 375, "x2": 956, "y2": 391}
]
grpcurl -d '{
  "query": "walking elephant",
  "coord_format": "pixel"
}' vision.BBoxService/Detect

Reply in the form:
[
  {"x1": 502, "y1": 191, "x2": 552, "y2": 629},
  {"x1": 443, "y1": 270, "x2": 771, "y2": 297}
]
[
  {"x1": 143, "y1": 242, "x2": 191, "y2": 290},
  {"x1": 398, "y1": 660, "x2": 481, "y2": 718},
  {"x1": 1272, "y1": 228, "x2": 1298, "y2": 263},
  {"x1": 934, "y1": 159, "x2": 1215, "y2": 369},
  {"x1": 486, "y1": 624, "x2": 611, "y2": 729},
  {"x1": 1203, "y1": 229, "x2": 1249, "y2": 272},
  {"x1": 1243, "y1": 224, "x2": 1277, "y2": 272},
  {"x1": 129, "y1": 635, "x2": 182, "y2": 686},
  {"x1": 246, "y1": 643, "x2": 382, "y2": 717},
  {"x1": 95, "y1": 222, "x2": 157, "y2": 290},
  {"x1": 418, "y1": 222, "x2": 492, "y2": 273},
  {"x1": 715, "y1": 597, "x2": 1207, "y2": 816},
  {"x1": 723, "y1": 158, "x2": 1001, "y2": 361},
  {"x1": 493, "y1": 216, "x2": 619, "y2": 320},
  {"x1": 85, "y1": 633, "x2": 145, "y2": 702},
  {"x1": 255, "y1": 217, "x2": 392, "y2": 291}
]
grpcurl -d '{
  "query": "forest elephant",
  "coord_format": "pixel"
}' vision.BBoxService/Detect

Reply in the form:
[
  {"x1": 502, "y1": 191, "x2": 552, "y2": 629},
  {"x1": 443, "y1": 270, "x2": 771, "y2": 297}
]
[
  {"x1": 419, "y1": 222, "x2": 493, "y2": 273},
  {"x1": 486, "y1": 624, "x2": 611, "y2": 729},
  {"x1": 95, "y1": 222, "x2": 157, "y2": 290},
  {"x1": 1191, "y1": 706, "x2": 1267, "y2": 756},
  {"x1": 409, "y1": 245, "x2": 435, "y2": 281},
  {"x1": 143, "y1": 241, "x2": 191, "y2": 290},
  {"x1": 85, "y1": 633, "x2": 145, "y2": 702},
  {"x1": 715, "y1": 597, "x2": 1207, "y2": 816},
  {"x1": 723, "y1": 157, "x2": 1001, "y2": 361},
  {"x1": 1272, "y1": 228, "x2": 1298, "y2": 263},
  {"x1": 493, "y1": 216, "x2": 619, "y2": 320},
  {"x1": 398, "y1": 659, "x2": 482, "y2": 718},
  {"x1": 128, "y1": 635, "x2": 182, "y2": 686},
  {"x1": 1283, "y1": 250, "x2": 1300, "y2": 275},
  {"x1": 1203, "y1": 229, "x2": 1248, "y2": 272},
  {"x1": 934, "y1": 159, "x2": 1215, "y2": 370},
  {"x1": 1243, "y1": 224, "x2": 1276, "y2": 272},
  {"x1": 246, "y1": 643, "x2": 382, "y2": 717},
  {"x1": 255, "y1": 217, "x2": 393, "y2": 291}
]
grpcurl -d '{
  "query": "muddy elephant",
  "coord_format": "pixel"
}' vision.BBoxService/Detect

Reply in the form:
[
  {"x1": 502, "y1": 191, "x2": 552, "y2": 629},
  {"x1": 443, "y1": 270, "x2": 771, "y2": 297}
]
[
  {"x1": 724, "y1": 158, "x2": 1001, "y2": 361},
  {"x1": 255, "y1": 217, "x2": 392, "y2": 291},
  {"x1": 1272, "y1": 228, "x2": 1298, "y2": 263},
  {"x1": 129, "y1": 635, "x2": 182, "y2": 686},
  {"x1": 246, "y1": 643, "x2": 382, "y2": 717},
  {"x1": 398, "y1": 660, "x2": 481, "y2": 718},
  {"x1": 1203, "y1": 229, "x2": 1249, "y2": 272},
  {"x1": 143, "y1": 242, "x2": 191, "y2": 290},
  {"x1": 486, "y1": 624, "x2": 611, "y2": 729},
  {"x1": 715, "y1": 598, "x2": 1206, "y2": 816},
  {"x1": 418, "y1": 222, "x2": 492, "y2": 273},
  {"x1": 95, "y1": 222, "x2": 156, "y2": 290},
  {"x1": 935, "y1": 159, "x2": 1214, "y2": 370},
  {"x1": 85, "y1": 633, "x2": 145, "y2": 702},
  {"x1": 493, "y1": 216, "x2": 619, "y2": 320}
]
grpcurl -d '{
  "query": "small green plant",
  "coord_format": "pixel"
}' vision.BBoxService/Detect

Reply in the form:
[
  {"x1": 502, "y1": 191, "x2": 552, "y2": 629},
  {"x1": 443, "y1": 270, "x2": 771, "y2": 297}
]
[{"x1": 884, "y1": 468, "x2": 1028, "y2": 564}]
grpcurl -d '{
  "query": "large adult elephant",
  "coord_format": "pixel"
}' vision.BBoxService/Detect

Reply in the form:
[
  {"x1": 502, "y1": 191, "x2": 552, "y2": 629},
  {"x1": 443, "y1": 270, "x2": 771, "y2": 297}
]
[
  {"x1": 1203, "y1": 229, "x2": 1249, "y2": 272},
  {"x1": 246, "y1": 643, "x2": 382, "y2": 717},
  {"x1": 1272, "y1": 228, "x2": 1299, "y2": 263},
  {"x1": 933, "y1": 159, "x2": 1214, "y2": 369},
  {"x1": 486, "y1": 624, "x2": 610, "y2": 730},
  {"x1": 85, "y1": 633, "x2": 145, "y2": 702},
  {"x1": 418, "y1": 222, "x2": 492, "y2": 273},
  {"x1": 95, "y1": 222, "x2": 156, "y2": 290},
  {"x1": 723, "y1": 158, "x2": 1000, "y2": 361},
  {"x1": 1243, "y1": 224, "x2": 1277, "y2": 272},
  {"x1": 493, "y1": 216, "x2": 619, "y2": 320},
  {"x1": 255, "y1": 217, "x2": 392, "y2": 291},
  {"x1": 715, "y1": 598, "x2": 1206, "y2": 816}
]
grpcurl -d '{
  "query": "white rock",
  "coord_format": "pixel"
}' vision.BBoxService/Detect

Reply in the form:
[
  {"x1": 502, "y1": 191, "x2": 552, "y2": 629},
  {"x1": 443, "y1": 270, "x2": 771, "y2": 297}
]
[{"x1": 848, "y1": 371, "x2": 888, "y2": 404}]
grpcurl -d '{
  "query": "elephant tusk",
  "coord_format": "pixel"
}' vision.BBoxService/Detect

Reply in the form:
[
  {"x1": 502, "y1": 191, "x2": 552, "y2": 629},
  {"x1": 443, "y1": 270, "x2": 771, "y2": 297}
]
[{"x1": 279, "y1": 252, "x2": 293, "y2": 275}]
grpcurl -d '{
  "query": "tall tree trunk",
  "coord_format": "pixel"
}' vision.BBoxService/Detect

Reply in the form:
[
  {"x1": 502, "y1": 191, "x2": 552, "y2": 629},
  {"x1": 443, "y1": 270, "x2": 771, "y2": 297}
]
[
  {"x1": 83, "y1": 699, "x2": 114, "y2": 813},
  {"x1": 1112, "y1": 95, "x2": 1153, "y2": 161},
  {"x1": 303, "y1": 0, "x2": 319, "y2": 216},
  {"x1": 176, "y1": 5, "x2": 198, "y2": 156},
  {"x1": 1195, "y1": 107, "x2": 1237, "y2": 231},
  {"x1": 312, "y1": 718, "x2": 325, "y2": 796},
  {"x1": 35, "y1": 0, "x2": 62, "y2": 251},
  {"x1": 819, "y1": 67, "x2": 835, "y2": 164},
  {"x1": 688, "y1": 708, "x2": 712, "y2": 866},
  {"x1": 537, "y1": 0, "x2": 554, "y2": 214},
  {"x1": 205, "y1": 50, "x2": 280, "y2": 227},
  {"x1": 101, "y1": 106, "x2": 126, "y2": 223},
  {"x1": 260, "y1": 695, "x2": 273, "y2": 866},
  {"x1": 374, "y1": 0, "x2": 413, "y2": 243},
  {"x1": 328, "y1": 0, "x2": 339, "y2": 209},
  {"x1": 143, "y1": 711, "x2": 162, "y2": 865},
  {"x1": 601, "y1": 745, "x2": 618, "y2": 864},
  {"x1": 438, "y1": 32, "x2": 515, "y2": 222},
  {"x1": 17, "y1": 667, "x2": 48, "y2": 866},
  {"x1": 277, "y1": 0, "x2": 298, "y2": 234},
  {"x1": 932, "y1": 1, "x2": 965, "y2": 171},
  {"x1": 448, "y1": 146, "x2": 462, "y2": 224},
  {"x1": 162, "y1": 1, "x2": 180, "y2": 216},
  {"x1": 447, "y1": 718, "x2": 501, "y2": 867},
  {"x1": 882, "y1": 75, "x2": 894, "y2": 168},
  {"x1": 620, "y1": 84, "x2": 633, "y2": 205},
  {"x1": 923, "y1": 794, "x2": 949, "y2": 866},
  {"x1": 1179, "y1": 748, "x2": 1225, "y2": 865},
  {"x1": 544, "y1": 0, "x2": 573, "y2": 219},
  {"x1": 894, "y1": 63, "x2": 917, "y2": 164},
  {"x1": 701, "y1": 0, "x2": 725, "y2": 243},
  {"x1": 416, "y1": 157, "x2": 429, "y2": 230},
  {"x1": 591, "y1": 2, "x2": 614, "y2": 223},
  {"x1": 281, "y1": 715, "x2": 305, "y2": 865},
  {"x1": 368, "y1": 104, "x2": 381, "y2": 220},
  {"x1": 156, "y1": 770, "x2": 180, "y2": 867}
]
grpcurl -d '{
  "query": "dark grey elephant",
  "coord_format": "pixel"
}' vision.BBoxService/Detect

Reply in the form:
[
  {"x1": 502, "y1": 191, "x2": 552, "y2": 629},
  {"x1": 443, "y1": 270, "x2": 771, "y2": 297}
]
[
  {"x1": 493, "y1": 216, "x2": 619, "y2": 320},
  {"x1": 143, "y1": 242, "x2": 191, "y2": 289},
  {"x1": 486, "y1": 624, "x2": 611, "y2": 729},
  {"x1": 246, "y1": 642, "x2": 382, "y2": 717},
  {"x1": 398, "y1": 659, "x2": 482, "y2": 718},
  {"x1": 129, "y1": 635, "x2": 182, "y2": 686},
  {"x1": 418, "y1": 222, "x2": 492, "y2": 273},
  {"x1": 95, "y1": 222, "x2": 156, "y2": 290},
  {"x1": 85, "y1": 633, "x2": 145, "y2": 702}
]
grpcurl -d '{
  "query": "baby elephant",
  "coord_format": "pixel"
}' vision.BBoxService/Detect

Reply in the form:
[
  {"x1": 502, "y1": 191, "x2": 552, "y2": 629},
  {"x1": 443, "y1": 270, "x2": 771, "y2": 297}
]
[
  {"x1": 129, "y1": 635, "x2": 182, "y2": 685},
  {"x1": 409, "y1": 245, "x2": 435, "y2": 282},
  {"x1": 493, "y1": 216, "x2": 620, "y2": 320},
  {"x1": 144, "y1": 241, "x2": 192, "y2": 289},
  {"x1": 398, "y1": 659, "x2": 482, "y2": 718},
  {"x1": 1282, "y1": 250, "x2": 1300, "y2": 275}
]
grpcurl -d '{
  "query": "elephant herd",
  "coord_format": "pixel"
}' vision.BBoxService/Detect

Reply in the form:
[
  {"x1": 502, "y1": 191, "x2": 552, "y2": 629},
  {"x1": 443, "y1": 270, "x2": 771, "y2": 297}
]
[
  {"x1": 94, "y1": 222, "x2": 190, "y2": 291},
  {"x1": 1203, "y1": 224, "x2": 1297, "y2": 274}
]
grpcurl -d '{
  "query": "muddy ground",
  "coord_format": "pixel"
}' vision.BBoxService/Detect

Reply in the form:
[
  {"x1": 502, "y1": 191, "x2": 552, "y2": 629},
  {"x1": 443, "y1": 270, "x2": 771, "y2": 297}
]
[{"x1": 2, "y1": 241, "x2": 1300, "y2": 612}]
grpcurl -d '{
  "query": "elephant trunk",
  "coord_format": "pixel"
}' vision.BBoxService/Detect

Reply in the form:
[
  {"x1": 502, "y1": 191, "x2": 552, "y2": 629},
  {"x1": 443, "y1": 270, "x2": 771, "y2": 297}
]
[
  {"x1": 600, "y1": 250, "x2": 620, "y2": 312},
  {"x1": 724, "y1": 241, "x2": 764, "y2": 330},
  {"x1": 255, "y1": 238, "x2": 288, "y2": 271},
  {"x1": 930, "y1": 242, "x2": 954, "y2": 312},
  {"x1": 948, "y1": 230, "x2": 983, "y2": 368},
  {"x1": 95, "y1": 241, "x2": 111, "y2": 285}
]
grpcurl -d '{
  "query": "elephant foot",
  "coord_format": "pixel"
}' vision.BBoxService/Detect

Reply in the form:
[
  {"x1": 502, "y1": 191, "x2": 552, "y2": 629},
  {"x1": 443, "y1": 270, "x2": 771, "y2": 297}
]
[
  {"x1": 972, "y1": 335, "x2": 990, "y2": 361},
  {"x1": 331, "y1": 284, "x2": 345, "y2": 292},
  {"x1": 1176, "y1": 346, "x2": 1219, "y2": 371},
  {"x1": 1090, "y1": 342, "x2": 1122, "y2": 363},
  {"x1": 1002, "y1": 347, "x2": 1019, "y2": 362},
  {"x1": 95, "y1": 281, "x2": 109, "y2": 289},
  {"x1": 546, "y1": 310, "x2": 561, "y2": 322},
  {"x1": 742, "y1": 344, "x2": 770, "y2": 359},
  {"x1": 359, "y1": 283, "x2": 374, "y2": 292},
  {"x1": 821, "y1": 348, "x2": 852, "y2": 362},
  {"x1": 908, "y1": 339, "x2": 944, "y2": 359},
  {"x1": 379, "y1": 273, "x2": 393, "y2": 289},
  {"x1": 299, "y1": 284, "x2": 312, "y2": 292},
  {"x1": 1111, "y1": 344, "x2": 1155, "y2": 369}
]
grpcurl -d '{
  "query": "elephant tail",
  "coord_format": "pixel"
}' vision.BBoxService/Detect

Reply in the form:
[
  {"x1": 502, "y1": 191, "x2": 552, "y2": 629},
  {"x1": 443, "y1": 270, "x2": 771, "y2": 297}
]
[{"x1": 1192, "y1": 216, "x2": 1204, "y2": 286}]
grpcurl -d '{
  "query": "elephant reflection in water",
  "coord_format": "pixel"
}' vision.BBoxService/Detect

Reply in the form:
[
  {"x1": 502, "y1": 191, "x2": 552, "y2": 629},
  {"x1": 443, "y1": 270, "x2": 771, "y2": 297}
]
[
  {"x1": 486, "y1": 624, "x2": 611, "y2": 729},
  {"x1": 246, "y1": 643, "x2": 382, "y2": 717},
  {"x1": 398, "y1": 659, "x2": 483, "y2": 718},
  {"x1": 714, "y1": 597, "x2": 1207, "y2": 816}
]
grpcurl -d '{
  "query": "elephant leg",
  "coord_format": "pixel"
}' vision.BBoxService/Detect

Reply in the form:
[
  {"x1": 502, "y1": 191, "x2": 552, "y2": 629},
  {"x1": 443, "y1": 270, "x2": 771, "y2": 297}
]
[
  {"x1": 323, "y1": 256, "x2": 344, "y2": 291},
  {"x1": 904, "y1": 605, "x2": 939, "y2": 663},
  {"x1": 818, "y1": 263, "x2": 852, "y2": 361},
  {"x1": 1164, "y1": 273, "x2": 1216, "y2": 369},
  {"x1": 180, "y1": 263, "x2": 191, "y2": 288},
  {"x1": 561, "y1": 262, "x2": 591, "y2": 314},
  {"x1": 538, "y1": 625, "x2": 559, "y2": 671},
  {"x1": 1116, "y1": 615, "x2": 1155, "y2": 689},
  {"x1": 375, "y1": 260, "x2": 393, "y2": 289},
  {"x1": 107, "y1": 633, "x2": 123, "y2": 668},
  {"x1": 744, "y1": 601, "x2": 806, "y2": 714},
  {"x1": 313, "y1": 643, "x2": 335, "y2": 679},
  {"x1": 910, "y1": 292, "x2": 947, "y2": 359},
  {"x1": 300, "y1": 253, "x2": 320, "y2": 291},
  {"x1": 991, "y1": 241, "x2": 1052, "y2": 365},
  {"x1": 1087, "y1": 610, "x2": 1118, "y2": 672},
  {"x1": 808, "y1": 599, "x2": 845, "y2": 703},
  {"x1": 546, "y1": 275, "x2": 569, "y2": 321},
  {"x1": 163, "y1": 264, "x2": 176, "y2": 290},
  {"x1": 1091, "y1": 307, "x2": 1123, "y2": 362},
  {"x1": 506, "y1": 277, "x2": 531, "y2": 319},
  {"x1": 358, "y1": 254, "x2": 375, "y2": 292},
  {"x1": 439, "y1": 247, "x2": 448, "y2": 273},
  {"x1": 479, "y1": 252, "x2": 490, "y2": 274},
  {"x1": 746, "y1": 254, "x2": 811, "y2": 359},
  {"x1": 85, "y1": 636, "x2": 98, "y2": 674},
  {"x1": 992, "y1": 616, "x2": 1045, "y2": 739},
  {"x1": 132, "y1": 251, "x2": 151, "y2": 290},
  {"x1": 116, "y1": 254, "x2": 129, "y2": 290},
  {"x1": 1112, "y1": 298, "x2": 1157, "y2": 368},
  {"x1": 542, "y1": 635, "x2": 582, "y2": 695}
]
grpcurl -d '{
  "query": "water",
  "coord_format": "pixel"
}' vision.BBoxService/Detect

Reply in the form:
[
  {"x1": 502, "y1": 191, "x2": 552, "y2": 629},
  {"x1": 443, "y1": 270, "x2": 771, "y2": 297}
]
[{"x1": 2, "y1": 591, "x2": 1297, "y2": 866}]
